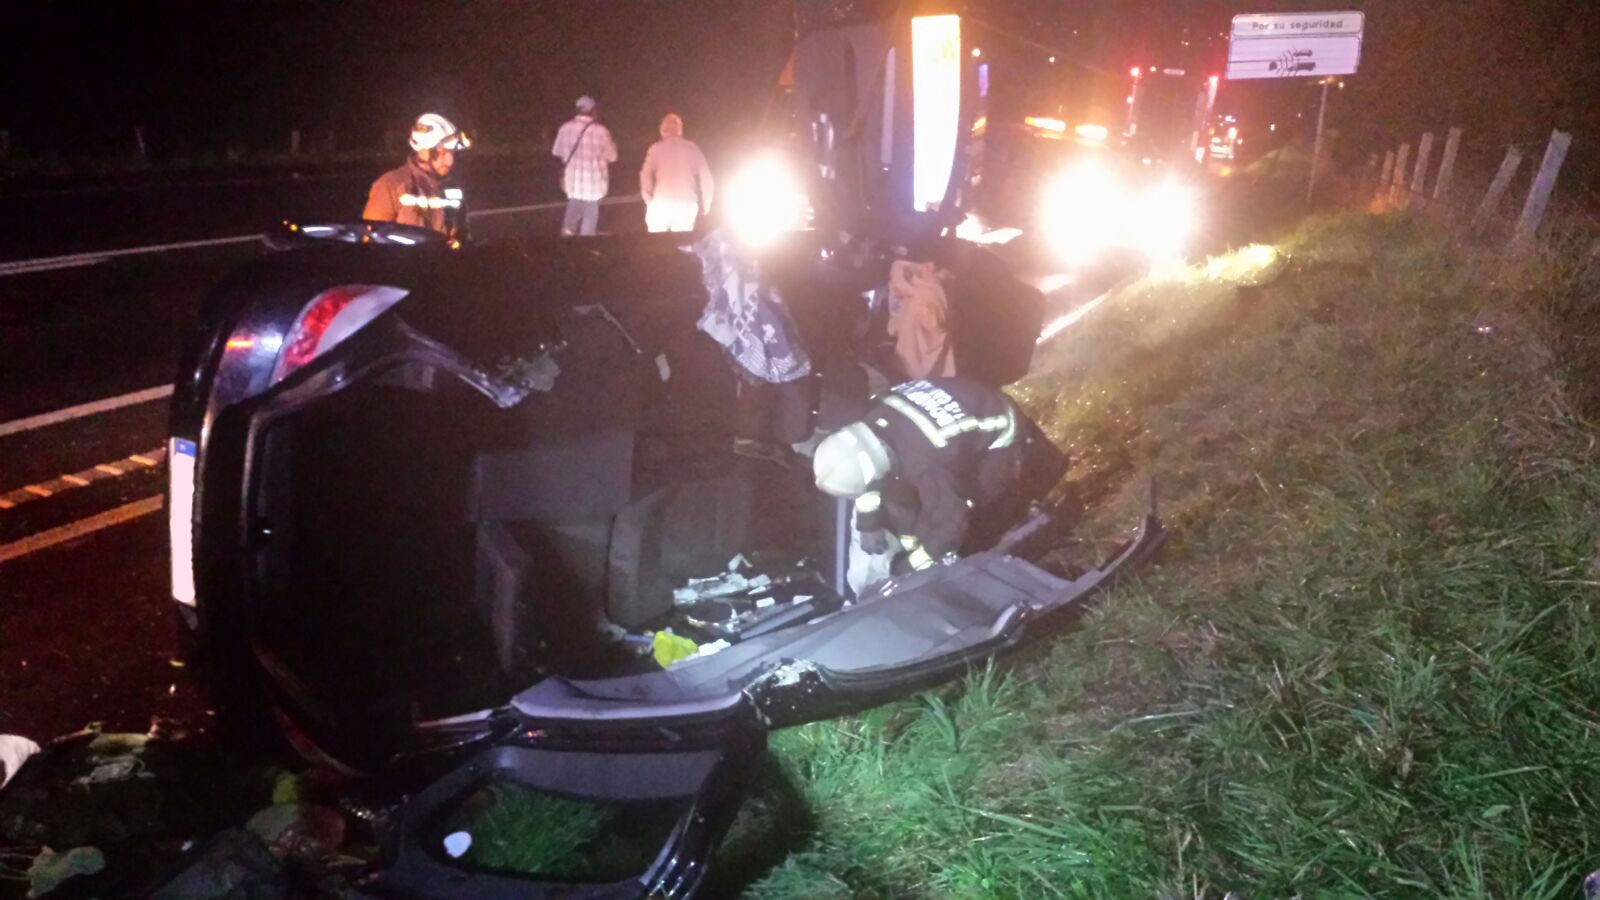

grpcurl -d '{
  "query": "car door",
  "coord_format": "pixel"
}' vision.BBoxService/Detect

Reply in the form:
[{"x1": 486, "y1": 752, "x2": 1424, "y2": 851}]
[
  {"x1": 369, "y1": 520, "x2": 1162, "y2": 898},
  {"x1": 512, "y1": 519, "x2": 1161, "y2": 732},
  {"x1": 370, "y1": 717, "x2": 767, "y2": 898}
]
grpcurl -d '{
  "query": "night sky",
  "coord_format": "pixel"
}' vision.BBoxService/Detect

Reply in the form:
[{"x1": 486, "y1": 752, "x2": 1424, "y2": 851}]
[
  {"x1": 6, "y1": 1, "x2": 1599, "y2": 188},
  {"x1": 5, "y1": 1, "x2": 794, "y2": 159}
]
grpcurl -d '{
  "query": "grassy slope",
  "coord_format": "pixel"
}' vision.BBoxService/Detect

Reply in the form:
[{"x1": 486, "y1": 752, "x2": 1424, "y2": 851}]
[{"x1": 736, "y1": 214, "x2": 1600, "y2": 898}]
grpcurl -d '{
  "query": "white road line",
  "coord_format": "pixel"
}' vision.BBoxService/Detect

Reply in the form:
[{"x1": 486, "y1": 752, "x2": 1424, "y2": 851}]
[
  {"x1": 61, "y1": 474, "x2": 90, "y2": 487},
  {"x1": 22, "y1": 485, "x2": 51, "y2": 498},
  {"x1": 466, "y1": 200, "x2": 568, "y2": 218},
  {"x1": 0, "y1": 384, "x2": 174, "y2": 437},
  {"x1": 1037, "y1": 286, "x2": 1118, "y2": 346},
  {"x1": 0, "y1": 257, "x2": 107, "y2": 275},
  {"x1": 467, "y1": 196, "x2": 641, "y2": 218},
  {"x1": 95, "y1": 464, "x2": 125, "y2": 476},
  {"x1": 0, "y1": 234, "x2": 260, "y2": 274},
  {"x1": 0, "y1": 197, "x2": 645, "y2": 276},
  {"x1": 0, "y1": 496, "x2": 163, "y2": 565}
]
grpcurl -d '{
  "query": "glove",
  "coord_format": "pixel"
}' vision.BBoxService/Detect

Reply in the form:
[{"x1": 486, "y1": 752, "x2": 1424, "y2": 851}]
[
  {"x1": 859, "y1": 528, "x2": 893, "y2": 555},
  {"x1": 891, "y1": 544, "x2": 938, "y2": 576}
]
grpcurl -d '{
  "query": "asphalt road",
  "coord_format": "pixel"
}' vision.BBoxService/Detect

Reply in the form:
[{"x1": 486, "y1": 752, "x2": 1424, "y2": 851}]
[
  {"x1": 0, "y1": 171, "x2": 619, "y2": 742},
  {"x1": 0, "y1": 156, "x2": 567, "y2": 260},
  {"x1": 0, "y1": 157, "x2": 1196, "y2": 745}
]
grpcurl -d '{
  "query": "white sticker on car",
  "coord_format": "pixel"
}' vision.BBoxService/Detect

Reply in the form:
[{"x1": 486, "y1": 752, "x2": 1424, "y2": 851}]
[{"x1": 169, "y1": 437, "x2": 197, "y2": 606}]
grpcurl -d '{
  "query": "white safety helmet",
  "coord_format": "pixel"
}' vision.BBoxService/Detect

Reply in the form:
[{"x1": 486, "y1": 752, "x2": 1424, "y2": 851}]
[
  {"x1": 409, "y1": 113, "x2": 471, "y2": 152},
  {"x1": 813, "y1": 422, "x2": 892, "y2": 498},
  {"x1": 575, "y1": 95, "x2": 597, "y2": 113}
]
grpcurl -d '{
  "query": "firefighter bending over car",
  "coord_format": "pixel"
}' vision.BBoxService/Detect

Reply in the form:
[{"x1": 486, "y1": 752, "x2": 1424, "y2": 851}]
[
  {"x1": 362, "y1": 113, "x2": 471, "y2": 237},
  {"x1": 814, "y1": 377, "x2": 1038, "y2": 593}
]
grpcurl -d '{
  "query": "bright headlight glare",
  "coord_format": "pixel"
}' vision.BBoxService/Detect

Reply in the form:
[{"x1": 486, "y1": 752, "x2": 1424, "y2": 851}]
[
  {"x1": 1040, "y1": 161, "x2": 1123, "y2": 264},
  {"x1": 1058, "y1": 160, "x2": 1120, "y2": 206},
  {"x1": 725, "y1": 157, "x2": 806, "y2": 247},
  {"x1": 1041, "y1": 161, "x2": 1200, "y2": 267},
  {"x1": 1133, "y1": 179, "x2": 1196, "y2": 261}
]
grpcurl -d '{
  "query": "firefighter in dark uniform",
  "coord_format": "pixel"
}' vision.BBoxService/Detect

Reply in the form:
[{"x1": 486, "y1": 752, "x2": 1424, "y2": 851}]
[
  {"x1": 813, "y1": 377, "x2": 1036, "y2": 576},
  {"x1": 362, "y1": 112, "x2": 471, "y2": 237}
]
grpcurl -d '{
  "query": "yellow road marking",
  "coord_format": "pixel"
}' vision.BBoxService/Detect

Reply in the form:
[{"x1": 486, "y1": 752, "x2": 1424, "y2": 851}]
[
  {"x1": 0, "y1": 446, "x2": 168, "y2": 514},
  {"x1": 0, "y1": 496, "x2": 163, "y2": 564}
]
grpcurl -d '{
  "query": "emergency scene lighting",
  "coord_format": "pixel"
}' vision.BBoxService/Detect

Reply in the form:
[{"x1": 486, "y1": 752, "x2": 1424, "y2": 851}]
[{"x1": 11, "y1": 1, "x2": 1593, "y2": 897}]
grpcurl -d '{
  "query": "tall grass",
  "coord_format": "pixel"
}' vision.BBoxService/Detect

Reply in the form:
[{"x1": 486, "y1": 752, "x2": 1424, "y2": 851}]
[{"x1": 742, "y1": 213, "x2": 1600, "y2": 897}]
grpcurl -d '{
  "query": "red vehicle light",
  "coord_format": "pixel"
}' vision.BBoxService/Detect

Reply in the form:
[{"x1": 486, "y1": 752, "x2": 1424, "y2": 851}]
[{"x1": 271, "y1": 284, "x2": 408, "y2": 384}]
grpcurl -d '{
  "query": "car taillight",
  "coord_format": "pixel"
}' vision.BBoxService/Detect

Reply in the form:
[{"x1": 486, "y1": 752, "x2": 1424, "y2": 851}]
[{"x1": 271, "y1": 284, "x2": 408, "y2": 384}]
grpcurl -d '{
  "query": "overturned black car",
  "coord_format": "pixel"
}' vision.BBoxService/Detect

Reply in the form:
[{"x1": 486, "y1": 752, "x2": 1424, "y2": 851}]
[{"x1": 166, "y1": 5, "x2": 1161, "y2": 896}]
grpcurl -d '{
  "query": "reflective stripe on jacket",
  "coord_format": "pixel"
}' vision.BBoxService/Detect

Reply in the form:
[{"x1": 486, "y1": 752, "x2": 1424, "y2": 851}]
[
  {"x1": 362, "y1": 159, "x2": 449, "y2": 233},
  {"x1": 854, "y1": 377, "x2": 1024, "y2": 559}
]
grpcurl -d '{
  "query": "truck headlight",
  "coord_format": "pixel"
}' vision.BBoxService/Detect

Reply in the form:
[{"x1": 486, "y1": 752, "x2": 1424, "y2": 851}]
[
  {"x1": 1040, "y1": 160, "x2": 1123, "y2": 266},
  {"x1": 1131, "y1": 178, "x2": 1196, "y2": 263},
  {"x1": 724, "y1": 156, "x2": 808, "y2": 248}
]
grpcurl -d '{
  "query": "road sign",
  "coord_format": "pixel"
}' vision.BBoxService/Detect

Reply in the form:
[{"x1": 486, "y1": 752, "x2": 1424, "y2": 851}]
[{"x1": 1227, "y1": 11, "x2": 1364, "y2": 80}]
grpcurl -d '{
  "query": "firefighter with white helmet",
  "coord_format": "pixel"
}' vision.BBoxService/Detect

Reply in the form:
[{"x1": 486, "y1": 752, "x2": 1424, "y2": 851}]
[
  {"x1": 814, "y1": 377, "x2": 1037, "y2": 588},
  {"x1": 362, "y1": 112, "x2": 472, "y2": 236}
]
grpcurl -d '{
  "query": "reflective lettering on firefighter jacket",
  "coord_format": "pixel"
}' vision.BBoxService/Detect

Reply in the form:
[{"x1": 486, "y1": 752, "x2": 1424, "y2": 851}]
[
  {"x1": 854, "y1": 377, "x2": 1029, "y2": 561},
  {"x1": 398, "y1": 193, "x2": 462, "y2": 210},
  {"x1": 362, "y1": 158, "x2": 458, "y2": 234}
]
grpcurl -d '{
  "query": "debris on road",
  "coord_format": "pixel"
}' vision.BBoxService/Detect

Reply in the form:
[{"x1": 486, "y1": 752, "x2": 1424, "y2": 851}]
[
  {"x1": 651, "y1": 630, "x2": 700, "y2": 667},
  {"x1": 0, "y1": 724, "x2": 382, "y2": 896},
  {"x1": 672, "y1": 570, "x2": 771, "y2": 604},
  {"x1": 150, "y1": 829, "x2": 285, "y2": 900},
  {"x1": 245, "y1": 803, "x2": 347, "y2": 866},
  {"x1": 25, "y1": 845, "x2": 105, "y2": 898}
]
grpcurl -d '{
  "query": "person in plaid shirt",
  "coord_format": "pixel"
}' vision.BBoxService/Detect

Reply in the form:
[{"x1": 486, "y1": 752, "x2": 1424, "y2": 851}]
[{"x1": 551, "y1": 95, "x2": 618, "y2": 236}]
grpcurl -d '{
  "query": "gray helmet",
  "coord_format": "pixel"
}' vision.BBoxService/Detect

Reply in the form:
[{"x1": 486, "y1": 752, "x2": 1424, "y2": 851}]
[{"x1": 813, "y1": 422, "x2": 891, "y2": 498}]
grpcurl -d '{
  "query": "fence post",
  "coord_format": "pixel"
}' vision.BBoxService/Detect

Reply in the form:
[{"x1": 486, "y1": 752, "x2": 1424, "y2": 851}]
[
  {"x1": 1390, "y1": 143, "x2": 1410, "y2": 205},
  {"x1": 1433, "y1": 127, "x2": 1462, "y2": 203},
  {"x1": 1407, "y1": 132, "x2": 1434, "y2": 208},
  {"x1": 290, "y1": 129, "x2": 301, "y2": 156},
  {"x1": 0, "y1": 129, "x2": 10, "y2": 160},
  {"x1": 1473, "y1": 145, "x2": 1524, "y2": 233},
  {"x1": 1306, "y1": 78, "x2": 1331, "y2": 205},
  {"x1": 1376, "y1": 150, "x2": 1395, "y2": 203},
  {"x1": 134, "y1": 126, "x2": 147, "y2": 159},
  {"x1": 1510, "y1": 129, "x2": 1573, "y2": 252}
]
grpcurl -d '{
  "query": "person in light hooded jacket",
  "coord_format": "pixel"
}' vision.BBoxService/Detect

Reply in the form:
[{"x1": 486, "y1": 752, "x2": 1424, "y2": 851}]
[{"x1": 639, "y1": 113, "x2": 714, "y2": 233}]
